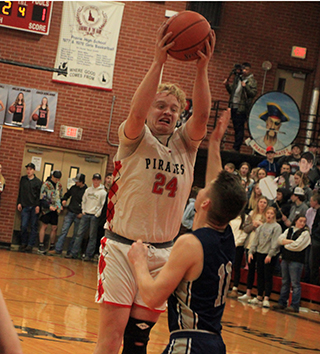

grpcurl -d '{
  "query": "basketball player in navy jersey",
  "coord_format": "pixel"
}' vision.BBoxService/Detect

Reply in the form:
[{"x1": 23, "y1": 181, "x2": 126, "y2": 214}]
[
  {"x1": 94, "y1": 22, "x2": 215, "y2": 354},
  {"x1": 128, "y1": 109, "x2": 247, "y2": 354},
  {"x1": 30, "y1": 96, "x2": 50, "y2": 129},
  {"x1": 9, "y1": 92, "x2": 25, "y2": 125}
]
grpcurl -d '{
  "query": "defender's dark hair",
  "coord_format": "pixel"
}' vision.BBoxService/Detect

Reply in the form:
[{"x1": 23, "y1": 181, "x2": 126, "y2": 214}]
[{"x1": 207, "y1": 170, "x2": 247, "y2": 227}]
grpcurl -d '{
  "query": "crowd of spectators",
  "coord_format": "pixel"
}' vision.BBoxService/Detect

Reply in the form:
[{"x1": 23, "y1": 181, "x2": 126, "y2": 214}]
[
  {"x1": 225, "y1": 143, "x2": 320, "y2": 312},
  {"x1": 0, "y1": 162, "x2": 111, "y2": 262}
]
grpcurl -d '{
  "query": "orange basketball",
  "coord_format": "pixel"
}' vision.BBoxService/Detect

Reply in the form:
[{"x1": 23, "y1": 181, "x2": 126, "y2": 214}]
[
  {"x1": 32, "y1": 114, "x2": 39, "y2": 121},
  {"x1": 9, "y1": 105, "x2": 15, "y2": 113},
  {"x1": 165, "y1": 11, "x2": 212, "y2": 61}
]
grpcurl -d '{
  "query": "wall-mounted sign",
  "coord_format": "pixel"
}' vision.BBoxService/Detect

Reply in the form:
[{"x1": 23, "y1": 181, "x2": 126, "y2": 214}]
[
  {"x1": 0, "y1": 1, "x2": 53, "y2": 35},
  {"x1": 246, "y1": 91, "x2": 300, "y2": 157},
  {"x1": 60, "y1": 125, "x2": 83, "y2": 140},
  {"x1": 291, "y1": 46, "x2": 307, "y2": 59}
]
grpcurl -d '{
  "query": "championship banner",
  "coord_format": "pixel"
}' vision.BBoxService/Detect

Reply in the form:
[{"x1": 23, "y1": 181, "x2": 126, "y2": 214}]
[
  {"x1": 52, "y1": 1, "x2": 125, "y2": 91},
  {"x1": 246, "y1": 91, "x2": 300, "y2": 157}
]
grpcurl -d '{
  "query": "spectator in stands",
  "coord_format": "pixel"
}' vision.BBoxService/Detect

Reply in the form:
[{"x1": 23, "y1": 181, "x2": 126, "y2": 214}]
[
  {"x1": 258, "y1": 146, "x2": 279, "y2": 178},
  {"x1": 250, "y1": 167, "x2": 260, "y2": 183},
  {"x1": 282, "y1": 187, "x2": 308, "y2": 228},
  {"x1": 271, "y1": 187, "x2": 292, "y2": 232},
  {"x1": 293, "y1": 170, "x2": 312, "y2": 205},
  {"x1": 274, "y1": 162, "x2": 295, "y2": 191},
  {"x1": 224, "y1": 162, "x2": 236, "y2": 174},
  {"x1": 238, "y1": 196, "x2": 268, "y2": 302},
  {"x1": 273, "y1": 214, "x2": 311, "y2": 312},
  {"x1": 257, "y1": 167, "x2": 267, "y2": 181},
  {"x1": 278, "y1": 144, "x2": 301, "y2": 175},
  {"x1": 246, "y1": 182, "x2": 262, "y2": 213},
  {"x1": 181, "y1": 186, "x2": 200, "y2": 233},
  {"x1": 312, "y1": 158, "x2": 320, "y2": 192},
  {"x1": 309, "y1": 196, "x2": 320, "y2": 285},
  {"x1": 229, "y1": 210, "x2": 248, "y2": 298},
  {"x1": 237, "y1": 162, "x2": 254, "y2": 194},
  {"x1": 247, "y1": 206, "x2": 282, "y2": 308}
]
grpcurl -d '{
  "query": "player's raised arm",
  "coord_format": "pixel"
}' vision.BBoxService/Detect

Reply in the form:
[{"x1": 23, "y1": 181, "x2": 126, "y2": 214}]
[
  {"x1": 205, "y1": 108, "x2": 231, "y2": 186},
  {"x1": 186, "y1": 31, "x2": 215, "y2": 141},
  {"x1": 125, "y1": 23, "x2": 175, "y2": 140}
]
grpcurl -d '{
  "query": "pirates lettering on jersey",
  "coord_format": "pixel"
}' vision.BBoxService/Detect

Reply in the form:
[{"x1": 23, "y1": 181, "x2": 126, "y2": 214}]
[{"x1": 145, "y1": 158, "x2": 185, "y2": 175}]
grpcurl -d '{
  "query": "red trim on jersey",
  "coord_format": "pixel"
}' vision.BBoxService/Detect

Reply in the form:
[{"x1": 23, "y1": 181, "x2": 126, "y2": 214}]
[{"x1": 133, "y1": 303, "x2": 166, "y2": 313}]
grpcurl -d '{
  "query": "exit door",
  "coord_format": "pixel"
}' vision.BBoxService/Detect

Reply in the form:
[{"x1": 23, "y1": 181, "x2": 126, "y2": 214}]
[{"x1": 13, "y1": 144, "x2": 109, "y2": 242}]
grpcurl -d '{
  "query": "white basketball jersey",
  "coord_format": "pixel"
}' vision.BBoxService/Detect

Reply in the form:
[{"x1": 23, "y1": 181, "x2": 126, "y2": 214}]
[{"x1": 106, "y1": 122, "x2": 200, "y2": 243}]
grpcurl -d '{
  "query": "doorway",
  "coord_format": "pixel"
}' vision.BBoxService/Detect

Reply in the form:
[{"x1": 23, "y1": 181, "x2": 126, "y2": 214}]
[
  {"x1": 274, "y1": 68, "x2": 306, "y2": 109},
  {"x1": 13, "y1": 144, "x2": 109, "y2": 245}
]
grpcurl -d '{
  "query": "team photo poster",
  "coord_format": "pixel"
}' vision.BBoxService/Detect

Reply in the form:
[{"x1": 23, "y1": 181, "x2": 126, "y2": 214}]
[{"x1": 0, "y1": 84, "x2": 58, "y2": 132}]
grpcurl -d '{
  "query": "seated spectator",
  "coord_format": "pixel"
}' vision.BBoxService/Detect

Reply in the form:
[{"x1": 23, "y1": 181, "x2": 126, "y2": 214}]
[
  {"x1": 274, "y1": 163, "x2": 295, "y2": 190},
  {"x1": 293, "y1": 170, "x2": 312, "y2": 205},
  {"x1": 229, "y1": 210, "x2": 248, "y2": 298},
  {"x1": 312, "y1": 158, "x2": 320, "y2": 192},
  {"x1": 271, "y1": 187, "x2": 292, "y2": 232},
  {"x1": 258, "y1": 146, "x2": 279, "y2": 178},
  {"x1": 238, "y1": 196, "x2": 268, "y2": 302},
  {"x1": 273, "y1": 214, "x2": 311, "y2": 313},
  {"x1": 278, "y1": 144, "x2": 301, "y2": 175},
  {"x1": 224, "y1": 162, "x2": 236, "y2": 174},
  {"x1": 247, "y1": 207, "x2": 281, "y2": 308},
  {"x1": 282, "y1": 187, "x2": 308, "y2": 228}
]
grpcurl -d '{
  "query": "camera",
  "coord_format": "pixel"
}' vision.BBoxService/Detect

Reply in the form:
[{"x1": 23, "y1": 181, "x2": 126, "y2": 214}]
[{"x1": 232, "y1": 64, "x2": 243, "y2": 76}]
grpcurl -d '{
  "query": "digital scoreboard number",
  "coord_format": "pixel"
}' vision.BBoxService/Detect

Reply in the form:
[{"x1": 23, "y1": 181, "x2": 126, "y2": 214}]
[{"x1": 0, "y1": 1, "x2": 52, "y2": 35}]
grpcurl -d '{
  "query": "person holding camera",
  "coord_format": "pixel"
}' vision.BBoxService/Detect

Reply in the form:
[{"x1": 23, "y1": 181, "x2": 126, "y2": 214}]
[{"x1": 224, "y1": 62, "x2": 257, "y2": 152}]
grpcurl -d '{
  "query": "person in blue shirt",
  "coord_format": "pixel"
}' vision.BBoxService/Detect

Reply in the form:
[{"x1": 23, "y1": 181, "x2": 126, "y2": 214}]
[{"x1": 258, "y1": 146, "x2": 279, "y2": 178}]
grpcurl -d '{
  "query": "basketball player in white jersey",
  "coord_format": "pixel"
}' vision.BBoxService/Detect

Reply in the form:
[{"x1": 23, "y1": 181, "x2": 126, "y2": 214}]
[{"x1": 94, "y1": 22, "x2": 215, "y2": 354}]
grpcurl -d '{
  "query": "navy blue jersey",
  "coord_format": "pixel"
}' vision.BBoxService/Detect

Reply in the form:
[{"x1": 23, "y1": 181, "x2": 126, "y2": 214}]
[{"x1": 167, "y1": 226, "x2": 235, "y2": 334}]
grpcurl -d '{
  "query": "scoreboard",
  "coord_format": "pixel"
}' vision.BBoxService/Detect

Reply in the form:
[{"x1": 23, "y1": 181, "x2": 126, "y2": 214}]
[{"x1": 0, "y1": 1, "x2": 52, "y2": 35}]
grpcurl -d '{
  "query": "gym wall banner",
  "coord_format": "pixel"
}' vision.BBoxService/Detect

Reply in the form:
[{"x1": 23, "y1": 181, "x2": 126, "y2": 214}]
[
  {"x1": 52, "y1": 1, "x2": 125, "y2": 91},
  {"x1": 246, "y1": 91, "x2": 300, "y2": 157},
  {"x1": 1, "y1": 84, "x2": 58, "y2": 132}
]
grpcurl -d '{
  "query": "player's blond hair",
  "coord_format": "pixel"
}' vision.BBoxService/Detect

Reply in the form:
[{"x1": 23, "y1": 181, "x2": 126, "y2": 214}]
[{"x1": 157, "y1": 83, "x2": 187, "y2": 114}]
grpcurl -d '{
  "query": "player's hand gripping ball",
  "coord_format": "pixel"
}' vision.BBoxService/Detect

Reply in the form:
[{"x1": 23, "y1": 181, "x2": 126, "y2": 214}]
[
  {"x1": 164, "y1": 11, "x2": 213, "y2": 61},
  {"x1": 32, "y1": 114, "x2": 39, "y2": 121},
  {"x1": 9, "y1": 105, "x2": 16, "y2": 113}
]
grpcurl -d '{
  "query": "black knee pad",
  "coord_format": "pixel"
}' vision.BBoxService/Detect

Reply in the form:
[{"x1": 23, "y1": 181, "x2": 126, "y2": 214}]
[{"x1": 121, "y1": 317, "x2": 155, "y2": 354}]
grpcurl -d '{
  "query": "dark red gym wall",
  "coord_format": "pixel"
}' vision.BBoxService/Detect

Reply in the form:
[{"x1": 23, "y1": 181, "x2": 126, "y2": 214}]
[{"x1": 0, "y1": 1, "x2": 320, "y2": 244}]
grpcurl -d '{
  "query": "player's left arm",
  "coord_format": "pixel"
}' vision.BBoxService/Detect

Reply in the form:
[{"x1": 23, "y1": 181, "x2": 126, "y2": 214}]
[
  {"x1": 128, "y1": 235, "x2": 203, "y2": 309},
  {"x1": 186, "y1": 31, "x2": 215, "y2": 141}
]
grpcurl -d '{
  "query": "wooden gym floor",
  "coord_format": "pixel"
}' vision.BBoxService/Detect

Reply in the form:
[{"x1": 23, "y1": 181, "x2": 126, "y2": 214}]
[{"x1": 1, "y1": 249, "x2": 320, "y2": 354}]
